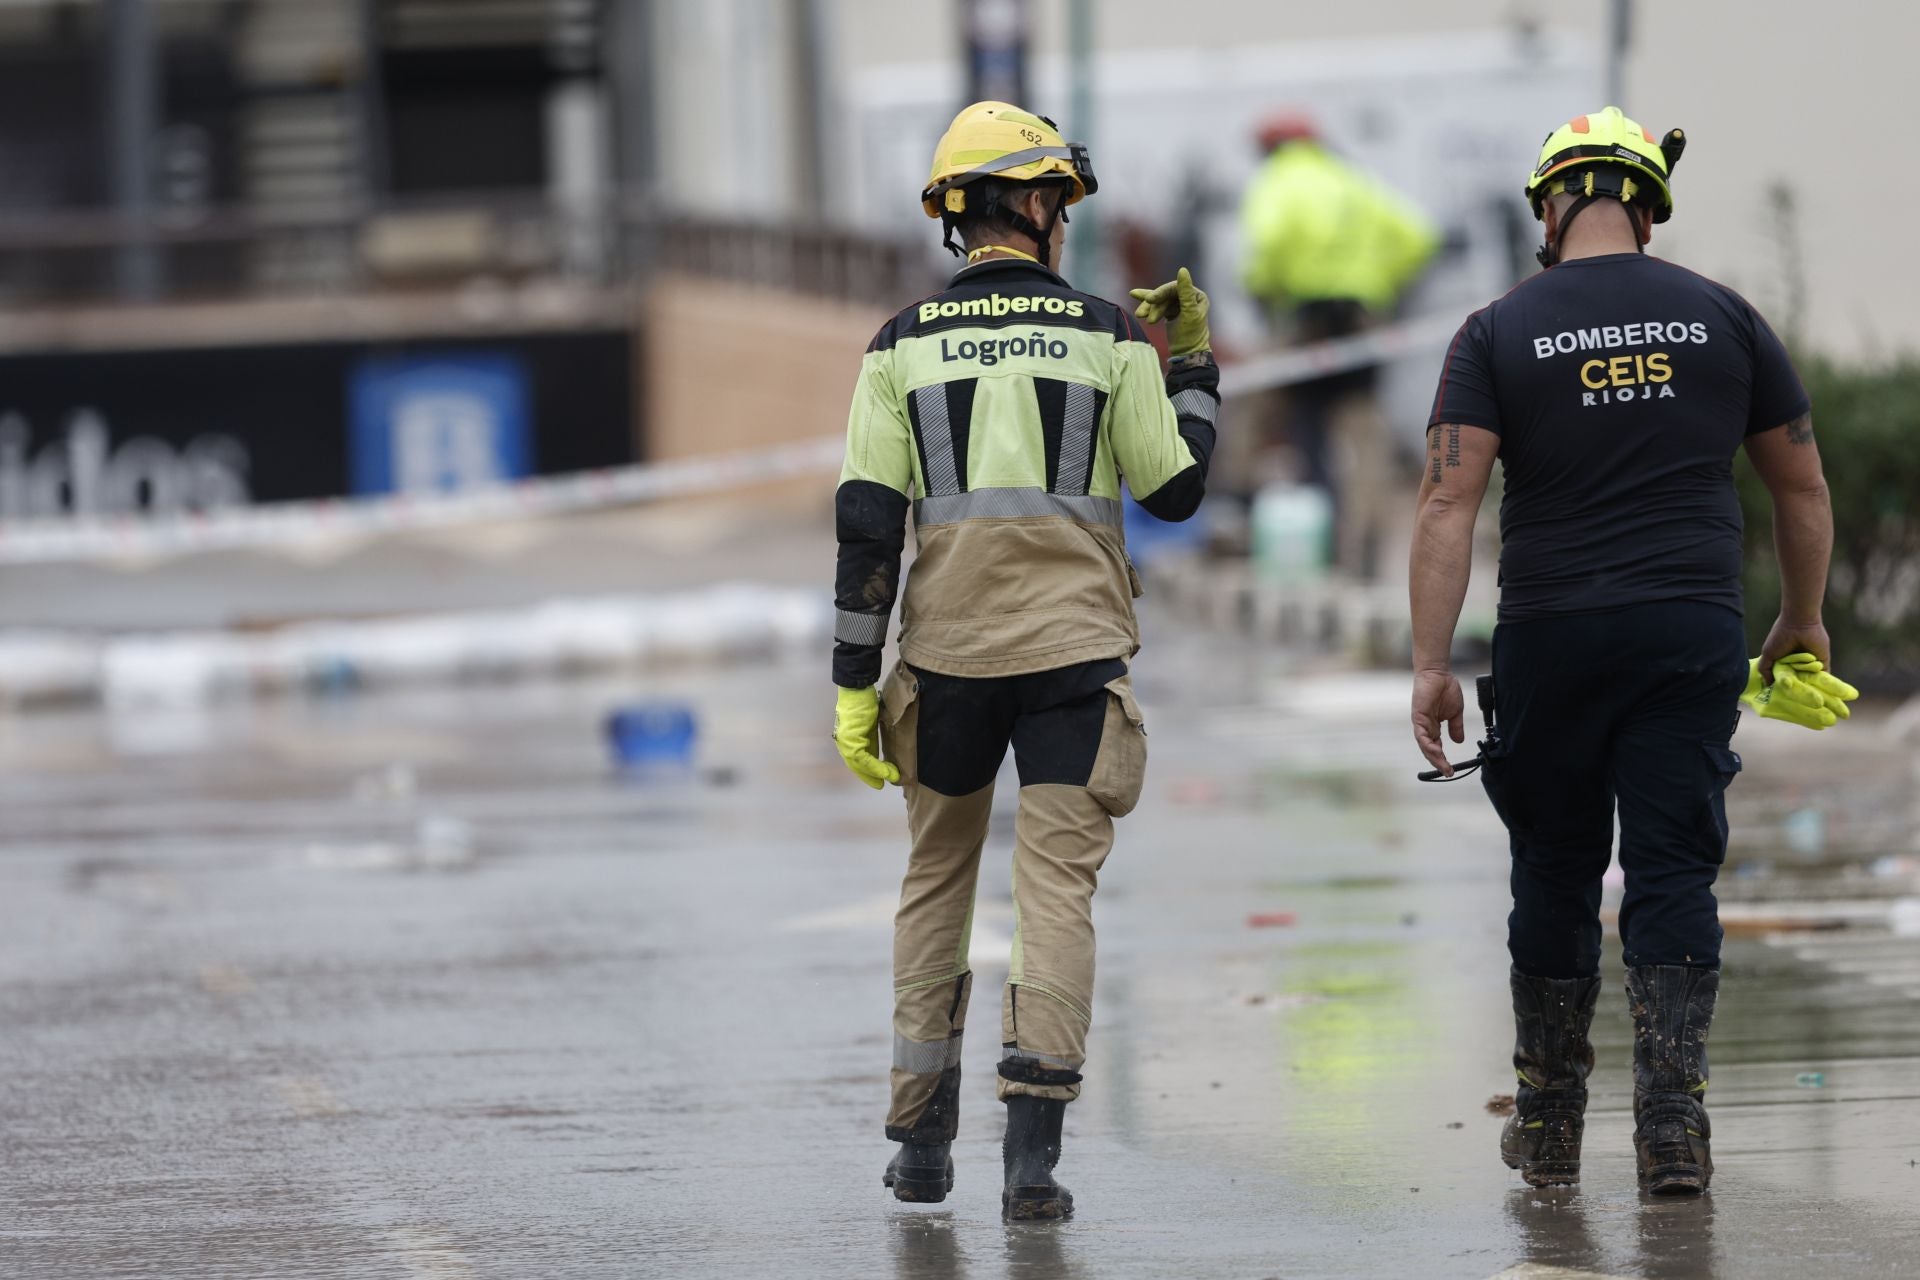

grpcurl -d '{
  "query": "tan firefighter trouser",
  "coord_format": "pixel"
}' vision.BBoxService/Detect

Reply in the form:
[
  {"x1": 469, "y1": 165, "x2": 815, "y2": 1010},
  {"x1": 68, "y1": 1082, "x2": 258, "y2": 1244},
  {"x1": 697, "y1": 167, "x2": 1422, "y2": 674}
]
[{"x1": 876, "y1": 659, "x2": 1147, "y2": 1140}]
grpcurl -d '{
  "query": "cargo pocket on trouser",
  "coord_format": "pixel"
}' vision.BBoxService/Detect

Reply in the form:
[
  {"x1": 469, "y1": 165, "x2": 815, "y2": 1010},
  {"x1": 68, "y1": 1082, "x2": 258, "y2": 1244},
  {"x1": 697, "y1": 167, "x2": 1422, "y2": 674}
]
[
  {"x1": 1698, "y1": 742, "x2": 1742, "y2": 862},
  {"x1": 879, "y1": 662, "x2": 921, "y2": 788},
  {"x1": 1087, "y1": 675, "x2": 1148, "y2": 817}
]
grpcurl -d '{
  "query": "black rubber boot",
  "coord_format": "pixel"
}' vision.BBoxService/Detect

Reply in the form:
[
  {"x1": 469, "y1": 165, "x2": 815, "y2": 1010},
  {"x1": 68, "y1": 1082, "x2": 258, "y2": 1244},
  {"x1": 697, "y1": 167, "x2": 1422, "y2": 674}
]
[
  {"x1": 1626, "y1": 965, "x2": 1717, "y2": 1195},
  {"x1": 1001, "y1": 1094, "x2": 1073, "y2": 1220},
  {"x1": 883, "y1": 1066, "x2": 959, "y2": 1203},
  {"x1": 1500, "y1": 969, "x2": 1601, "y2": 1187},
  {"x1": 882, "y1": 1143, "x2": 955, "y2": 1203}
]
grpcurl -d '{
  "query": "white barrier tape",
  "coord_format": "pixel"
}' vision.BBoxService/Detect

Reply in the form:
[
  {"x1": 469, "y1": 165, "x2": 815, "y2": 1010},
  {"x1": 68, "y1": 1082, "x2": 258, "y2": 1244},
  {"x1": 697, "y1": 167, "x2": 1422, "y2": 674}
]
[
  {"x1": 0, "y1": 435, "x2": 845, "y2": 566},
  {"x1": 1216, "y1": 312, "x2": 1462, "y2": 399},
  {"x1": 0, "y1": 315, "x2": 1459, "y2": 567}
]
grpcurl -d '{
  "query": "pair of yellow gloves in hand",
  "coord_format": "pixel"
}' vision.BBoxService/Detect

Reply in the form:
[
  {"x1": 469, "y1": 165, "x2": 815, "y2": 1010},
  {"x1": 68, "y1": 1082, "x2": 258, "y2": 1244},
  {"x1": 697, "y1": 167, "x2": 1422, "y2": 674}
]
[{"x1": 1741, "y1": 652, "x2": 1859, "y2": 730}]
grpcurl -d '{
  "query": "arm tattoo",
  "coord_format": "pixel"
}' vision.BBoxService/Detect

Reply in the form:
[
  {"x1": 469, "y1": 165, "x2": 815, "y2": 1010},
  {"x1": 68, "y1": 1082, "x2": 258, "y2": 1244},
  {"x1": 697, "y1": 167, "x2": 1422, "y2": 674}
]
[
  {"x1": 1784, "y1": 412, "x2": 1814, "y2": 445},
  {"x1": 1428, "y1": 424, "x2": 1462, "y2": 484}
]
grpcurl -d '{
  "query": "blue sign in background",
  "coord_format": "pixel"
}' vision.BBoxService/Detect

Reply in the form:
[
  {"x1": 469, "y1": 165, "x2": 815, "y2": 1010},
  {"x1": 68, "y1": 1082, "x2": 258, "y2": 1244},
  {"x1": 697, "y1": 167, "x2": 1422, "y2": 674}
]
[{"x1": 349, "y1": 352, "x2": 532, "y2": 496}]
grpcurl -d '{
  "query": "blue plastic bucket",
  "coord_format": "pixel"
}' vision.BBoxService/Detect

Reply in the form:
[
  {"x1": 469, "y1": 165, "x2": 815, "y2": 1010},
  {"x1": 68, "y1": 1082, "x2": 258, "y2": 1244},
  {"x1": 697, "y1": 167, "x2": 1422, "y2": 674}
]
[{"x1": 605, "y1": 702, "x2": 698, "y2": 770}]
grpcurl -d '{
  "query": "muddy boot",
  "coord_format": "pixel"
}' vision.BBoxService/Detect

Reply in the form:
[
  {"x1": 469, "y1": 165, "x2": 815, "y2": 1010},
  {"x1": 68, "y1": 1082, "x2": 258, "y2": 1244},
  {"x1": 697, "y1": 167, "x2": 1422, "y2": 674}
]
[
  {"x1": 1001, "y1": 1095, "x2": 1073, "y2": 1220},
  {"x1": 883, "y1": 1066, "x2": 959, "y2": 1203},
  {"x1": 1626, "y1": 965, "x2": 1717, "y2": 1195},
  {"x1": 882, "y1": 1142, "x2": 955, "y2": 1203},
  {"x1": 1500, "y1": 969, "x2": 1601, "y2": 1187}
]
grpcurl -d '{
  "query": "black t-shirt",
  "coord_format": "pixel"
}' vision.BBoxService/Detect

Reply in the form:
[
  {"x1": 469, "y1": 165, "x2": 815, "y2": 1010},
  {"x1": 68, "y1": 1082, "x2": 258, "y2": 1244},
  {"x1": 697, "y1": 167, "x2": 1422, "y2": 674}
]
[{"x1": 1429, "y1": 253, "x2": 1809, "y2": 621}]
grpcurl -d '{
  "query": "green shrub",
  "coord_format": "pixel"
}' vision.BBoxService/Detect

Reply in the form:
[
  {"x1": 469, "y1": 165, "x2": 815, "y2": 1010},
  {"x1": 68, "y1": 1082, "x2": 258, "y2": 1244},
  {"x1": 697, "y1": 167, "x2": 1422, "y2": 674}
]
[{"x1": 1736, "y1": 354, "x2": 1920, "y2": 687}]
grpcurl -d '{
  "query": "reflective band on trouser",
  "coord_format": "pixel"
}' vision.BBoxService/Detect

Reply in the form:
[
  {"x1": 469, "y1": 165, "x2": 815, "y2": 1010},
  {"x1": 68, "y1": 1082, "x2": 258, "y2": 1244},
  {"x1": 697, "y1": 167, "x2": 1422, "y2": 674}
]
[
  {"x1": 895, "y1": 1030, "x2": 965, "y2": 1074},
  {"x1": 911, "y1": 385, "x2": 961, "y2": 496},
  {"x1": 835, "y1": 609, "x2": 889, "y2": 646},
  {"x1": 914, "y1": 488, "x2": 1122, "y2": 528},
  {"x1": 1170, "y1": 387, "x2": 1219, "y2": 425},
  {"x1": 1055, "y1": 383, "x2": 1100, "y2": 497}
]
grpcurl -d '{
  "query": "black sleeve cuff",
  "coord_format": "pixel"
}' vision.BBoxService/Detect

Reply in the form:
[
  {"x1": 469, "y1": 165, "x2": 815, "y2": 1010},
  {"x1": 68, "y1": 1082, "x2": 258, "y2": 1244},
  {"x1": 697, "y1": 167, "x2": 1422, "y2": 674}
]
[{"x1": 833, "y1": 642, "x2": 884, "y2": 690}]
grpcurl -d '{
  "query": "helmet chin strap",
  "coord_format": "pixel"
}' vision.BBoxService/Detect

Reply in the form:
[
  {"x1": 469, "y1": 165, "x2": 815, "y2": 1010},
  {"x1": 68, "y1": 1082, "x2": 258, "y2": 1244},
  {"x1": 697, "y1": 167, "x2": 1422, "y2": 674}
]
[
  {"x1": 1536, "y1": 195, "x2": 1646, "y2": 269},
  {"x1": 946, "y1": 186, "x2": 1071, "y2": 269},
  {"x1": 989, "y1": 188, "x2": 1069, "y2": 269}
]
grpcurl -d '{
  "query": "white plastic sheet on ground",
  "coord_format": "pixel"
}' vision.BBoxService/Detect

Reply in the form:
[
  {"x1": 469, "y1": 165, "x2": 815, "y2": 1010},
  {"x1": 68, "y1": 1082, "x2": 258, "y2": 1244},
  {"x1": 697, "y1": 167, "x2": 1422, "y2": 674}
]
[{"x1": 0, "y1": 584, "x2": 831, "y2": 709}]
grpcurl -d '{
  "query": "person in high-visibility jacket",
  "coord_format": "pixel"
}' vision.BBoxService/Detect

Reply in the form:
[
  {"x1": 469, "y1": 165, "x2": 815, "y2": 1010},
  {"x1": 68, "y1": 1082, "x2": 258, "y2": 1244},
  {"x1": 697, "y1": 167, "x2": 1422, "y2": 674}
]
[
  {"x1": 1241, "y1": 114, "x2": 1438, "y2": 315},
  {"x1": 1239, "y1": 113, "x2": 1438, "y2": 574},
  {"x1": 831, "y1": 101, "x2": 1219, "y2": 1220}
]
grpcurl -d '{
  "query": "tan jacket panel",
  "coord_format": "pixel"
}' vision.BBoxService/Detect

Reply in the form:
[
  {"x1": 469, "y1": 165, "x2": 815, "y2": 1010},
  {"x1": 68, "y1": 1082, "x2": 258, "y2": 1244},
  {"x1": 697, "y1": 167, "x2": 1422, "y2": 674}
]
[{"x1": 899, "y1": 518, "x2": 1139, "y2": 678}]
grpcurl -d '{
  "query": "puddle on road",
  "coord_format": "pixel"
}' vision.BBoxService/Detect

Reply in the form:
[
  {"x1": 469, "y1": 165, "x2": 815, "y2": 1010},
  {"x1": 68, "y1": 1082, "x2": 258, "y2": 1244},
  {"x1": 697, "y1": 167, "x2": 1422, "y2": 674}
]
[
  {"x1": 1258, "y1": 766, "x2": 1396, "y2": 809},
  {"x1": 1257, "y1": 872, "x2": 1409, "y2": 893}
]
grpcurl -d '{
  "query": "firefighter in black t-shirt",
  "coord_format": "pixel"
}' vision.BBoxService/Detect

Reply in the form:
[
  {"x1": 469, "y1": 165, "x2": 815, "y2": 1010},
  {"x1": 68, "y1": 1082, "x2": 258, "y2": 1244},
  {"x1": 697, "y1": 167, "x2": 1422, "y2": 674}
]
[{"x1": 1408, "y1": 107, "x2": 1839, "y2": 1196}]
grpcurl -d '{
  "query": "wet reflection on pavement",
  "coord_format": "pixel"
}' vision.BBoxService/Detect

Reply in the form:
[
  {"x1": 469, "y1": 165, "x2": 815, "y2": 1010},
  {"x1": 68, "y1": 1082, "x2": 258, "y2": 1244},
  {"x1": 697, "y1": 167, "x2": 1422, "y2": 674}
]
[{"x1": 2, "y1": 632, "x2": 1918, "y2": 1277}]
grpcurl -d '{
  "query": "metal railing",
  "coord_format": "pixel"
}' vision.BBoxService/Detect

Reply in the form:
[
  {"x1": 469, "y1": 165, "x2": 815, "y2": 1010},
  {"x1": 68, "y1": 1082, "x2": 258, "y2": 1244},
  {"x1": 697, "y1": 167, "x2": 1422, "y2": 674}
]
[
  {"x1": 0, "y1": 193, "x2": 936, "y2": 311},
  {"x1": 646, "y1": 216, "x2": 940, "y2": 309}
]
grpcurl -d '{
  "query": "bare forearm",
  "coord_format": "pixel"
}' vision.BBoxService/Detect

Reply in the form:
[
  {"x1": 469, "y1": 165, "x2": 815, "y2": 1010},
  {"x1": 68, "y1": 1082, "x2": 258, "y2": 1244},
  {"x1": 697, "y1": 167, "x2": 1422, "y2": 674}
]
[
  {"x1": 1409, "y1": 422, "x2": 1496, "y2": 674},
  {"x1": 1410, "y1": 502, "x2": 1476, "y2": 672},
  {"x1": 1772, "y1": 483, "x2": 1833, "y2": 622}
]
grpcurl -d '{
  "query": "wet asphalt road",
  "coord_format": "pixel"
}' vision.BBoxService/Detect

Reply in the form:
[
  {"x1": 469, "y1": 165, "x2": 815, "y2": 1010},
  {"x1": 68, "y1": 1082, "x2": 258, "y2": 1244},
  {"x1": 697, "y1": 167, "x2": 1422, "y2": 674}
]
[{"x1": 2, "y1": 627, "x2": 1919, "y2": 1278}]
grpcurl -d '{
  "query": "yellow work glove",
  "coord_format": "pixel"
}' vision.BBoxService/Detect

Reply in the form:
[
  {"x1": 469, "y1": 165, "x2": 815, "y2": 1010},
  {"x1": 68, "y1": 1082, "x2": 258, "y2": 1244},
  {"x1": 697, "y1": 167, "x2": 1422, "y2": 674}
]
[
  {"x1": 1770, "y1": 651, "x2": 1859, "y2": 721},
  {"x1": 1129, "y1": 266, "x2": 1212, "y2": 359},
  {"x1": 1741, "y1": 652, "x2": 1859, "y2": 730},
  {"x1": 834, "y1": 686, "x2": 899, "y2": 789}
]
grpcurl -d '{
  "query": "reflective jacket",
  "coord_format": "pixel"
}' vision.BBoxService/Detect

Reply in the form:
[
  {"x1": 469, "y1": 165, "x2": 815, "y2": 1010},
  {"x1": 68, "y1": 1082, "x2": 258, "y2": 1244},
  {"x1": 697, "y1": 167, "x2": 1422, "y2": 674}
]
[
  {"x1": 1239, "y1": 141, "x2": 1438, "y2": 312},
  {"x1": 832, "y1": 258, "x2": 1219, "y2": 686}
]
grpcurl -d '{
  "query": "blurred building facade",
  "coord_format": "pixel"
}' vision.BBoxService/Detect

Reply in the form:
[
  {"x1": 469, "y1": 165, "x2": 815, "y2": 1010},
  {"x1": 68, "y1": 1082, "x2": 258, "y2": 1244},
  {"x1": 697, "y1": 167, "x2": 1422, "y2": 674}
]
[
  {"x1": 0, "y1": 0, "x2": 907, "y2": 520},
  {"x1": 0, "y1": 1, "x2": 635, "y2": 517},
  {"x1": 0, "y1": 2, "x2": 1906, "y2": 521},
  {"x1": 0, "y1": 0, "x2": 624, "y2": 302},
  {"x1": 652, "y1": 0, "x2": 1913, "y2": 358},
  {"x1": 824, "y1": 0, "x2": 1919, "y2": 358}
]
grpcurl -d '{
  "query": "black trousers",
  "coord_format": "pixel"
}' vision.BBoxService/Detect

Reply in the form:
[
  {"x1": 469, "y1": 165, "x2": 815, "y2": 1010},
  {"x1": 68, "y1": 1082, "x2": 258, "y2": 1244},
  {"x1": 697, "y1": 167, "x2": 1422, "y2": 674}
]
[
  {"x1": 1483, "y1": 601, "x2": 1747, "y2": 978},
  {"x1": 1289, "y1": 298, "x2": 1376, "y2": 497},
  {"x1": 908, "y1": 658, "x2": 1127, "y2": 797}
]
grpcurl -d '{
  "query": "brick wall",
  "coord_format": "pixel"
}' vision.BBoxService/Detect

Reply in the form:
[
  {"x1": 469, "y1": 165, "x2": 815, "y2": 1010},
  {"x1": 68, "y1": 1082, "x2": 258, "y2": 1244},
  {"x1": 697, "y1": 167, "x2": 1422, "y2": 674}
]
[{"x1": 642, "y1": 274, "x2": 891, "y2": 462}]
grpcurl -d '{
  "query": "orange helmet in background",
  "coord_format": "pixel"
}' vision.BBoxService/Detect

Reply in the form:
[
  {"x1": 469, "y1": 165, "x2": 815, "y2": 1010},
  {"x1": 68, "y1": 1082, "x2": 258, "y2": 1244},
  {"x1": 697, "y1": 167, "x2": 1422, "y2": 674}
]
[{"x1": 1255, "y1": 111, "x2": 1320, "y2": 153}]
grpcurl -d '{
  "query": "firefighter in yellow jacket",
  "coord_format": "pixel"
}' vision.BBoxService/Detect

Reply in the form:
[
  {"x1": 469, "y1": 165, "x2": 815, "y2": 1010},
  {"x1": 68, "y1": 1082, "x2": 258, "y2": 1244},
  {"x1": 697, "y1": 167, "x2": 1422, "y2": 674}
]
[
  {"x1": 1240, "y1": 114, "x2": 1438, "y2": 573},
  {"x1": 831, "y1": 102, "x2": 1218, "y2": 1219}
]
